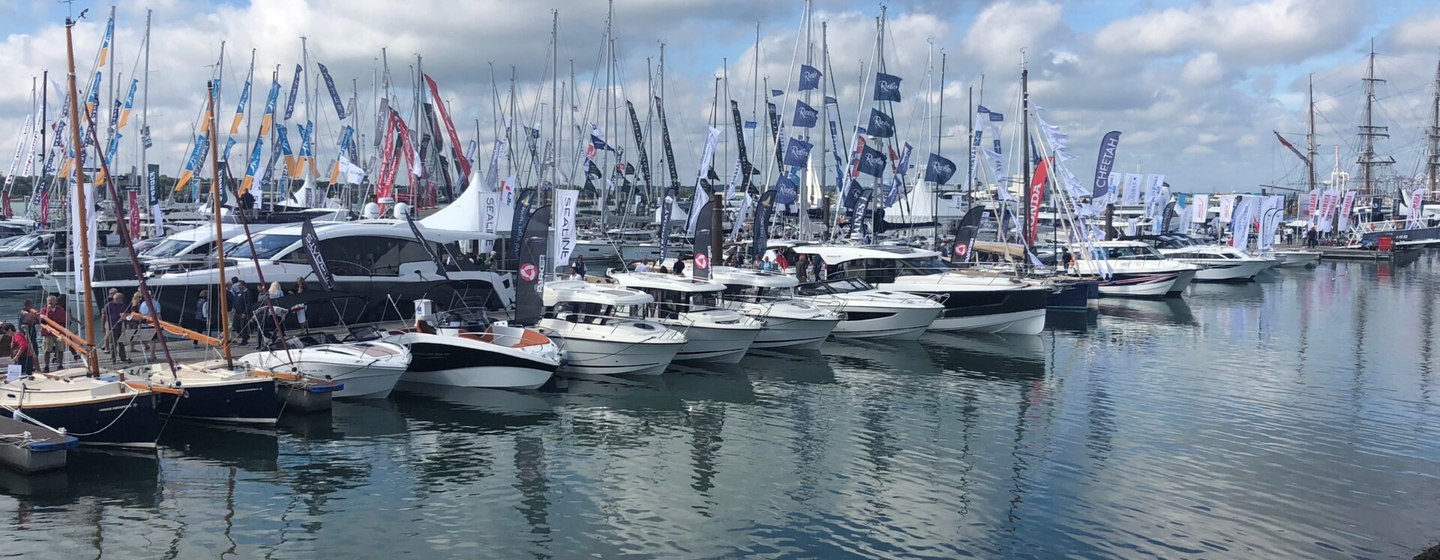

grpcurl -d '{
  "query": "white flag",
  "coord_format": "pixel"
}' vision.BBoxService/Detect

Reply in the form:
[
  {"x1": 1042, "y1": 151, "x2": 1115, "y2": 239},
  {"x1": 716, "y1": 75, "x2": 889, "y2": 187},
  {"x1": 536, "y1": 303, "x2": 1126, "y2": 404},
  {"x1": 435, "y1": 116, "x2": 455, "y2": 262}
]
[{"x1": 553, "y1": 189, "x2": 579, "y2": 272}]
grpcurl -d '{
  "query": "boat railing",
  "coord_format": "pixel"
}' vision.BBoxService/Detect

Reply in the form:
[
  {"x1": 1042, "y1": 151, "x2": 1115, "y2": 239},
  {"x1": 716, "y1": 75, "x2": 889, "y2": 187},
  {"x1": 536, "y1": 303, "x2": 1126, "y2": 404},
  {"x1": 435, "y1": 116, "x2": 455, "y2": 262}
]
[{"x1": 543, "y1": 311, "x2": 687, "y2": 342}]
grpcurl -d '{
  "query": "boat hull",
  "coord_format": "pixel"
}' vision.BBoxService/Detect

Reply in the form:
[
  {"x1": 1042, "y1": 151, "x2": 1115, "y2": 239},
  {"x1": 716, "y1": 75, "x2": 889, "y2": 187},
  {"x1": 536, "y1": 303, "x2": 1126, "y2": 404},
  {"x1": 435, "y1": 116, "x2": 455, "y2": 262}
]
[
  {"x1": 1046, "y1": 279, "x2": 1097, "y2": 310},
  {"x1": 156, "y1": 378, "x2": 279, "y2": 424},
  {"x1": 888, "y1": 286, "x2": 1049, "y2": 335},
  {"x1": 1098, "y1": 272, "x2": 1181, "y2": 298},
  {"x1": 237, "y1": 345, "x2": 410, "y2": 399},
  {"x1": 395, "y1": 334, "x2": 557, "y2": 389},
  {"x1": 1, "y1": 389, "x2": 158, "y2": 450},
  {"x1": 749, "y1": 315, "x2": 841, "y2": 350},
  {"x1": 1190, "y1": 260, "x2": 1271, "y2": 282},
  {"x1": 665, "y1": 323, "x2": 760, "y2": 364},
  {"x1": 831, "y1": 306, "x2": 942, "y2": 341},
  {"x1": 553, "y1": 335, "x2": 683, "y2": 376}
]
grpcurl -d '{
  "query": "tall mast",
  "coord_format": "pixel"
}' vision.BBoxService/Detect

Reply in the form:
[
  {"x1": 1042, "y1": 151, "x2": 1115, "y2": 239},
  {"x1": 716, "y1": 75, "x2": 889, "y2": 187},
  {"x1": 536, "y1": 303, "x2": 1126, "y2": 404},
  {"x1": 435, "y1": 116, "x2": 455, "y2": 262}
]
[
  {"x1": 64, "y1": 14, "x2": 99, "y2": 375},
  {"x1": 1307, "y1": 74, "x2": 1317, "y2": 195},
  {"x1": 208, "y1": 81, "x2": 232, "y2": 368},
  {"x1": 1429, "y1": 55, "x2": 1440, "y2": 191},
  {"x1": 551, "y1": 10, "x2": 559, "y2": 189},
  {"x1": 934, "y1": 51, "x2": 945, "y2": 227},
  {"x1": 140, "y1": 10, "x2": 152, "y2": 234},
  {"x1": 1021, "y1": 52, "x2": 1031, "y2": 247},
  {"x1": 1357, "y1": 40, "x2": 1392, "y2": 198}
]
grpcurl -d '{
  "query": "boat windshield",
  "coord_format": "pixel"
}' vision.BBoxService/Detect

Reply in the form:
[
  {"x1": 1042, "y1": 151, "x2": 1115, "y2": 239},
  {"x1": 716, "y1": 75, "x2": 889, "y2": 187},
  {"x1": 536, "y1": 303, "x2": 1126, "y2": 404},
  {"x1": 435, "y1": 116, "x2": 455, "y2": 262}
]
[
  {"x1": 228, "y1": 234, "x2": 301, "y2": 259},
  {"x1": 0, "y1": 235, "x2": 40, "y2": 252},
  {"x1": 1099, "y1": 245, "x2": 1164, "y2": 260},
  {"x1": 722, "y1": 284, "x2": 795, "y2": 302},
  {"x1": 796, "y1": 278, "x2": 872, "y2": 296},
  {"x1": 143, "y1": 238, "x2": 200, "y2": 259}
]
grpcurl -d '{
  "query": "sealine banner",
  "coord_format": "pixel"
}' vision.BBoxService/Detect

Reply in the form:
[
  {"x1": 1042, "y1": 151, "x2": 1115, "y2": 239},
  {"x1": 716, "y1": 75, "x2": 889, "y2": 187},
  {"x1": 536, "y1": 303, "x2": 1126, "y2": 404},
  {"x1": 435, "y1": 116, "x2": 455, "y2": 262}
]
[
  {"x1": 478, "y1": 192, "x2": 499, "y2": 253},
  {"x1": 553, "y1": 188, "x2": 578, "y2": 272},
  {"x1": 301, "y1": 218, "x2": 336, "y2": 292},
  {"x1": 1091, "y1": 131, "x2": 1121, "y2": 199}
]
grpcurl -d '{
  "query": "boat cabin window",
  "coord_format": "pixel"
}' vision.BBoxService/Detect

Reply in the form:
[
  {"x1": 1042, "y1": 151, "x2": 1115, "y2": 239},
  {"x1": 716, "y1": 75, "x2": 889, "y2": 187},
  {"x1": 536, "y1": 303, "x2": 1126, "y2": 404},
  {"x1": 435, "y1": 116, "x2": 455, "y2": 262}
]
[
  {"x1": 551, "y1": 301, "x2": 616, "y2": 325},
  {"x1": 143, "y1": 238, "x2": 196, "y2": 259},
  {"x1": 229, "y1": 234, "x2": 300, "y2": 260},
  {"x1": 1103, "y1": 245, "x2": 1163, "y2": 260}
]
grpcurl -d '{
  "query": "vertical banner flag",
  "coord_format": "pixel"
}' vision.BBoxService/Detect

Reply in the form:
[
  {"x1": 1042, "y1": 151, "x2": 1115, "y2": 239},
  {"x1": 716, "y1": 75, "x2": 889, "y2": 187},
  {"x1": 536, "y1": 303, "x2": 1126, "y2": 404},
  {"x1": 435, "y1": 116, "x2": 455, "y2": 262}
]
[
  {"x1": 1122, "y1": 173, "x2": 1142, "y2": 206},
  {"x1": 514, "y1": 205, "x2": 551, "y2": 326},
  {"x1": 259, "y1": 79, "x2": 280, "y2": 137},
  {"x1": 553, "y1": 188, "x2": 578, "y2": 272},
  {"x1": 478, "y1": 191, "x2": 499, "y2": 253},
  {"x1": 697, "y1": 126, "x2": 722, "y2": 180},
  {"x1": 147, "y1": 164, "x2": 164, "y2": 236},
  {"x1": 405, "y1": 210, "x2": 449, "y2": 279},
  {"x1": 1091, "y1": 131, "x2": 1121, "y2": 200},
  {"x1": 824, "y1": 97, "x2": 845, "y2": 191},
  {"x1": 659, "y1": 186, "x2": 678, "y2": 258},
  {"x1": 1191, "y1": 194, "x2": 1208, "y2": 223},
  {"x1": 751, "y1": 189, "x2": 777, "y2": 258},
  {"x1": 655, "y1": 95, "x2": 680, "y2": 187},
  {"x1": 284, "y1": 64, "x2": 302, "y2": 121},
  {"x1": 510, "y1": 187, "x2": 537, "y2": 248},
  {"x1": 1219, "y1": 194, "x2": 1236, "y2": 223},
  {"x1": 1145, "y1": 174, "x2": 1165, "y2": 207},
  {"x1": 731, "y1": 194, "x2": 751, "y2": 239},
  {"x1": 424, "y1": 75, "x2": 470, "y2": 185},
  {"x1": 1338, "y1": 190, "x2": 1358, "y2": 231},
  {"x1": 693, "y1": 198, "x2": 715, "y2": 280},
  {"x1": 1029, "y1": 158, "x2": 1049, "y2": 243},
  {"x1": 293, "y1": 213, "x2": 331, "y2": 293},
  {"x1": 1409, "y1": 188, "x2": 1428, "y2": 228},
  {"x1": 118, "y1": 79, "x2": 138, "y2": 129},
  {"x1": 318, "y1": 63, "x2": 346, "y2": 120},
  {"x1": 627, "y1": 101, "x2": 653, "y2": 189},
  {"x1": 230, "y1": 78, "x2": 252, "y2": 135}
]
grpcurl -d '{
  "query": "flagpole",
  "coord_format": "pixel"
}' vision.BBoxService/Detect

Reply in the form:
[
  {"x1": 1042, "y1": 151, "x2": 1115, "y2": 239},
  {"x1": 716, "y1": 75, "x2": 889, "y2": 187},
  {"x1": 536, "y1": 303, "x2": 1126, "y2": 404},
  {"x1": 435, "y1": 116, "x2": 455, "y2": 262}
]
[{"x1": 141, "y1": 9, "x2": 153, "y2": 236}]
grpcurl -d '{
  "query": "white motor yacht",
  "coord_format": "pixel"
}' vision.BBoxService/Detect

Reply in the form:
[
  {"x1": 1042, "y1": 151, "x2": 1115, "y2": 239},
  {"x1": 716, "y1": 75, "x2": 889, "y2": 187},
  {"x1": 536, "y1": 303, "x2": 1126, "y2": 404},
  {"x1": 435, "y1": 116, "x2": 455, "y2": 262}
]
[
  {"x1": 1069, "y1": 241, "x2": 1198, "y2": 297},
  {"x1": 537, "y1": 280, "x2": 686, "y2": 376},
  {"x1": 1159, "y1": 245, "x2": 1275, "y2": 282},
  {"x1": 237, "y1": 325, "x2": 412, "y2": 399},
  {"x1": 607, "y1": 270, "x2": 763, "y2": 363},
  {"x1": 705, "y1": 266, "x2": 842, "y2": 350},
  {"x1": 382, "y1": 302, "x2": 560, "y2": 390},
  {"x1": 793, "y1": 244, "x2": 1048, "y2": 335},
  {"x1": 793, "y1": 277, "x2": 944, "y2": 341}
]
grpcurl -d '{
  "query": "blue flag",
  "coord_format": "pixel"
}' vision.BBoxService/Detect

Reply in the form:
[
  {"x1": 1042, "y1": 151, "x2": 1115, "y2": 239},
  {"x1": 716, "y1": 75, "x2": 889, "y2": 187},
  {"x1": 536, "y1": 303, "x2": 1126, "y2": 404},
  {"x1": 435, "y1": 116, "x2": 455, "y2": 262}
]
[
  {"x1": 318, "y1": 62, "x2": 346, "y2": 120},
  {"x1": 770, "y1": 89, "x2": 784, "y2": 98},
  {"x1": 1091, "y1": 131, "x2": 1122, "y2": 200},
  {"x1": 924, "y1": 153, "x2": 957, "y2": 184},
  {"x1": 874, "y1": 72, "x2": 902, "y2": 102},
  {"x1": 857, "y1": 145, "x2": 886, "y2": 177},
  {"x1": 775, "y1": 172, "x2": 799, "y2": 206},
  {"x1": 791, "y1": 100, "x2": 819, "y2": 128},
  {"x1": 867, "y1": 109, "x2": 895, "y2": 138},
  {"x1": 799, "y1": 64, "x2": 821, "y2": 91},
  {"x1": 284, "y1": 64, "x2": 301, "y2": 121},
  {"x1": 782, "y1": 137, "x2": 813, "y2": 167}
]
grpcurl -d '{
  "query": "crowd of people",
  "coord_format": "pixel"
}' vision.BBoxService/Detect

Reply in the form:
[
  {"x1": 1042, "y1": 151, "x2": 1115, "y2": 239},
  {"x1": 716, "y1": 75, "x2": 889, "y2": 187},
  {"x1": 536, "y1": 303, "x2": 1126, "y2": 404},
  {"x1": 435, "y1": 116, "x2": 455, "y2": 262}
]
[{"x1": 0, "y1": 276, "x2": 314, "y2": 375}]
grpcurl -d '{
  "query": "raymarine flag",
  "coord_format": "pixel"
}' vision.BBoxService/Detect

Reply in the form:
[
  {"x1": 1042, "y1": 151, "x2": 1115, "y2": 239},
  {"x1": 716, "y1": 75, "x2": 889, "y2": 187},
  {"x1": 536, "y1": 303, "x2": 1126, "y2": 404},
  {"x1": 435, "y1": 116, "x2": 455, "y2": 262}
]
[
  {"x1": 792, "y1": 100, "x2": 819, "y2": 128},
  {"x1": 799, "y1": 64, "x2": 822, "y2": 91},
  {"x1": 924, "y1": 153, "x2": 957, "y2": 184},
  {"x1": 866, "y1": 109, "x2": 895, "y2": 138},
  {"x1": 874, "y1": 72, "x2": 902, "y2": 102}
]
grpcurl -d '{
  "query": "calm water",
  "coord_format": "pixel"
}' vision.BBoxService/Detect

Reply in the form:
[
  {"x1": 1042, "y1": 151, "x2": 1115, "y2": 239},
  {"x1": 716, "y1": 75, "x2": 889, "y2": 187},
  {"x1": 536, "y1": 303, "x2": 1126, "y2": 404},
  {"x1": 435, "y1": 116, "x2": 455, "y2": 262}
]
[{"x1": 2, "y1": 254, "x2": 1438, "y2": 559}]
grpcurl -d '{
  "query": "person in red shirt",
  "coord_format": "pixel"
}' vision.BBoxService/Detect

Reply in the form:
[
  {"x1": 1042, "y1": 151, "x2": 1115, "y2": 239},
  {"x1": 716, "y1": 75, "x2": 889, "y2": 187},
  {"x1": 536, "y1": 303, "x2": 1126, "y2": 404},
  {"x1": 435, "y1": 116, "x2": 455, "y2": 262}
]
[
  {"x1": 4, "y1": 323, "x2": 36, "y2": 376},
  {"x1": 37, "y1": 294, "x2": 68, "y2": 372}
]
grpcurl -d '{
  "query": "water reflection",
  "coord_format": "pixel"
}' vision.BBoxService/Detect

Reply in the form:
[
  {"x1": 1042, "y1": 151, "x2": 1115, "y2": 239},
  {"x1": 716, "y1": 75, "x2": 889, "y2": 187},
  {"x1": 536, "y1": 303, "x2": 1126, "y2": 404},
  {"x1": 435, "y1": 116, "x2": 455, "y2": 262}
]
[
  {"x1": 0, "y1": 451, "x2": 160, "y2": 508},
  {"x1": 742, "y1": 349, "x2": 837, "y2": 385},
  {"x1": 1045, "y1": 308, "x2": 1099, "y2": 332},
  {"x1": 161, "y1": 421, "x2": 279, "y2": 473},
  {"x1": 1096, "y1": 296, "x2": 1195, "y2": 325},
  {"x1": 921, "y1": 332, "x2": 1046, "y2": 381}
]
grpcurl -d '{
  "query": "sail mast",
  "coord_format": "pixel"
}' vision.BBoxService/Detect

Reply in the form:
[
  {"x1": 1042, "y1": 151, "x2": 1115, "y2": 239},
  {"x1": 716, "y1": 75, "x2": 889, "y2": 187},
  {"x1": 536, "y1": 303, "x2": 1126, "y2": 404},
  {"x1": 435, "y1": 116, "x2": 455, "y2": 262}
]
[
  {"x1": 64, "y1": 14, "x2": 99, "y2": 375},
  {"x1": 1307, "y1": 74, "x2": 1317, "y2": 195},
  {"x1": 934, "y1": 51, "x2": 945, "y2": 228},
  {"x1": 1358, "y1": 40, "x2": 1392, "y2": 199},
  {"x1": 1429, "y1": 56, "x2": 1440, "y2": 192},
  {"x1": 208, "y1": 81, "x2": 232, "y2": 368},
  {"x1": 141, "y1": 10, "x2": 152, "y2": 235},
  {"x1": 1021, "y1": 52, "x2": 1031, "y2": 247}
]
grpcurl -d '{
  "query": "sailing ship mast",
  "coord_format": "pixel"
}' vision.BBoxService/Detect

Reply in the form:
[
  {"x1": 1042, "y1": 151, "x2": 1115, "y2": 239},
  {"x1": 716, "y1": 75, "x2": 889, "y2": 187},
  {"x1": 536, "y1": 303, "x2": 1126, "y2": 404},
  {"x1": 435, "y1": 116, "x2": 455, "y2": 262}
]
[
  {"x1": 1020, "y1": 52, "x2": 1031, "y2": 249},
  {"x1": 1357, "y1": 41, "x2": 1393, "y2": 199},
  {"x1": 1307, "y1": 74, "x2": 1317, "y2": 196},
  {"x1": 63, "y1": 13, "x2": 99, "y2": 375},
  {"x1": 208, "y1": 81, "x2": 233, "y2": 368},
  {"x1": 1428, "y1": 57, "x2": 1440, "y2": 192}
]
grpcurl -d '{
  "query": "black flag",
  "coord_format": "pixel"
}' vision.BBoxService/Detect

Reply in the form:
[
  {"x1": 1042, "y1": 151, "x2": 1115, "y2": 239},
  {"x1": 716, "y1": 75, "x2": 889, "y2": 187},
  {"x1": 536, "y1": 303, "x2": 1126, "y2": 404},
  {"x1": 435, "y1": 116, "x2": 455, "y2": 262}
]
[
  {"x1": 406, "y1": 210, "x2": 450, "y2": 279},
  {"x1": 857, "y1": 145, "x2": 887, "y2": 178},
  {"x1": 767, "y1": 102, "x2": 782, "y2": 168},
  {"x1": 952, "y1": 205, "x2": 986, "y2": 262},
  {"x1": 924, "y1": 153, "x2": 957, "y2": 184},
  {"x1": 659, "y1": 186, "x2": 679, "y2": 258},
  {"x1": 792, "y1": 100, "x2": 819, "y2": 128},
  {"x1": 514, "y1": 204, "x2": 551, "y2": 326},
  {"x1": 692, "y1": 198, "x2": 715, "y2": 280},
  {"x1": 655, "y1": 95, "x2": 680, "y2": 188},
  {"x1": 627, "y1": 101, "x2": 653, "y2": 189},
  {"x1": 510, "y1": 187, "x2": 537, "y2": 248},
  {"x1": 300, "y1": 218, "x2": 336, "y2": 291},
  {"x1": 867, "y1": 109, "x2": 895, "y2": 138},
  {"x1": 874, "y1": 72, "x2": 902, "y2": 102},
  {"x1": 751, "y1": 189, "x2": 777, "y2": 260},
  {"x1": 730, "y1": 100, "x2": 753, "y2": 189},
  {"x1": 1091, "y1": 131, "x2": 1121, "y2": 199}
]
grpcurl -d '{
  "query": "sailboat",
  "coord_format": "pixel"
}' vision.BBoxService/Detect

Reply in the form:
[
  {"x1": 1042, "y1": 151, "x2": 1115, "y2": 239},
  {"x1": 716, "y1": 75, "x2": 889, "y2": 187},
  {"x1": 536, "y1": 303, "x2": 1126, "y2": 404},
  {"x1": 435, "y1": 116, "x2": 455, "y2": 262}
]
[
  {"x1": 0, "y1": 14, "x2": 160, "y2": 450},
  {"x1": 116, "y1": 80, "x2": 281, "y2": 424}
]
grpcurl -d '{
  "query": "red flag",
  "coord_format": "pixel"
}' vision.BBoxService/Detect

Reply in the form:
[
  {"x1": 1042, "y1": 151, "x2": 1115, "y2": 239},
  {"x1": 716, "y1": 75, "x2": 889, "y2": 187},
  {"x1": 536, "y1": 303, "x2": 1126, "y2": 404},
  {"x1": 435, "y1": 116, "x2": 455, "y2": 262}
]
[
  {"x1": 424, "y1": 75, "x2": 472, "y2": 184},
  {"x1": 1028, "y1": 158, "x2": 1050, "y2": 244},
  {"x1": 129, "y1": 191, "x2": 141, "y2": 239}
]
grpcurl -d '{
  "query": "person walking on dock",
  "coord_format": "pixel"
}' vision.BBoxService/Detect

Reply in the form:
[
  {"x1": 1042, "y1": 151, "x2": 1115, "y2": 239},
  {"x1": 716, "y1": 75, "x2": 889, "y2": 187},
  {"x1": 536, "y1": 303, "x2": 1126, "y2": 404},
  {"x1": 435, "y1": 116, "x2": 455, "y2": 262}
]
[
  {"x1": 4, "y1": 323, "x2": 35, "y2": 376},
  {"x1": 102, "y1": 292, "x2": 129, "y2": 364},
  {"x1": 38, "y1": 295, "x2": 66, "y2": 372},
  {"x1": 231, "y1": 280, "x2": 253, "y2": 346}
]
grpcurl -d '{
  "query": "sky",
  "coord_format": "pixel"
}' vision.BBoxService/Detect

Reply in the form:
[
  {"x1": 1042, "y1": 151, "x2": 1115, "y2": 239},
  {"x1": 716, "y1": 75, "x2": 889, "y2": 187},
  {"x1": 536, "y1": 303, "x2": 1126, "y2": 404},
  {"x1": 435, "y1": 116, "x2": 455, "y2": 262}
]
[{"x1": 0, "y1": 0, "x2": 1438, "y2": 195}]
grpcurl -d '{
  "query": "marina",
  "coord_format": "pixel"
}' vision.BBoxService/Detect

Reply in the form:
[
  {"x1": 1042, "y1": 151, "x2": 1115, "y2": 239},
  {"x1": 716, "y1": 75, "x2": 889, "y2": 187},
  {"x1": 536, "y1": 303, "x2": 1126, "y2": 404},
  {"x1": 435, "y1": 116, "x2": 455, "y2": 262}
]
[{"x1": 0, "y1": 255, "x2": 1436, "y2": 558}]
